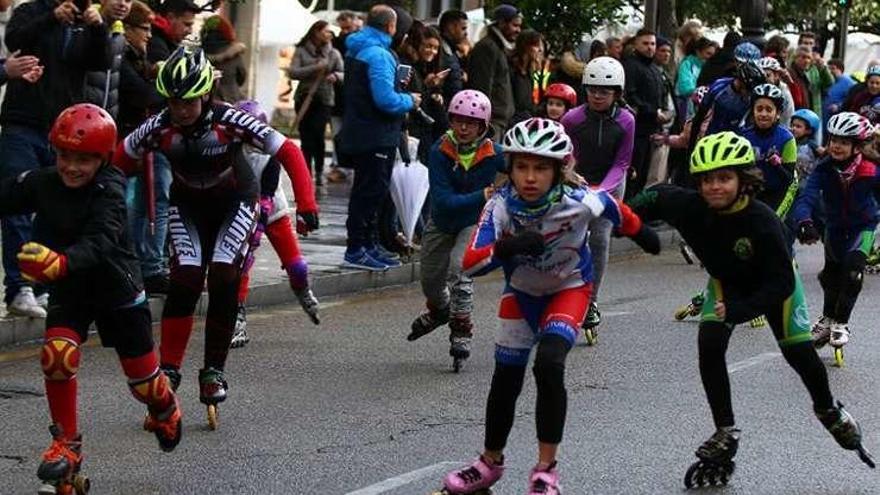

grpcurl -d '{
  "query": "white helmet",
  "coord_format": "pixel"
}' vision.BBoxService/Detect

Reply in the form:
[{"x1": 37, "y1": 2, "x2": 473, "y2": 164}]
[
  {"x1": 503, "y1": 118, "x2": 573, "y2": 161},
  {"x1": 827, "y1": 112, "x2": 874, "y2": 141},
  {"x1": 582, "y1": 56, "x2": 625, "y2": 89},
  {"x1": 756, "y1": 56, "x2": 782, "y2": 73}
]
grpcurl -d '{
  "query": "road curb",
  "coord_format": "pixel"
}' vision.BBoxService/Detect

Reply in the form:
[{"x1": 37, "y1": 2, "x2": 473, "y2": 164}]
[{"x1": 0, "y1": 229, "x2": 679, "y2": 349}]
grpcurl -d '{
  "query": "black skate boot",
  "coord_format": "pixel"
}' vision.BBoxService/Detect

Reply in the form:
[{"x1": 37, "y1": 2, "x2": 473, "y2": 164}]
[
  {"x1": 582, "y1": 301, "x2": 601, "y2": 345},
  {"x1": 684, "y1": 427, "x2": 739, "y2": 489},
  {"x1": 448, "y1": 316, "x2": 473, "y2": 373},
  {"x1": 816, "y1": 401, "x2": 876, "y2": 468},
  {"x1": 230, "y1": 304, "x2": 249, "y2": 349},
  {"x1": 408, "y1": 306, "x2": 450, "y2": 341},
  {"x1": 294, "y1": 286, "x2": 321, "y2": 325},
  {"x1": 37, "y1": 425, "x2": 89, "y2": 495},
  {"x1": 159, "y1": 364, "x2": 182, "y2": 392}
]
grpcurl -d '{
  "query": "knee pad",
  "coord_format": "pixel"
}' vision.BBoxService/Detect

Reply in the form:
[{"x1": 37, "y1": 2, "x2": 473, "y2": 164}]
[
  {"x1": 533, "y1": 335, "x2": 568, "y2": 383},
  {"x1": 41, "y1": 328, "x2": 81, "y2": 381},
  {"x1": 128, "y1": 369, "x2": 172, "y2": 406},
  {"x1": 843, "y1": 269, "x2": 864, "y2": 297}
]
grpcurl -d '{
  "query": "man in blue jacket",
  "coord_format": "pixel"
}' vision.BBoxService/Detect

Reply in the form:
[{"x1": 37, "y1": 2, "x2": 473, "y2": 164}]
[{"x1": 339, "y1": 4, "x2": 419, "y2": 270}]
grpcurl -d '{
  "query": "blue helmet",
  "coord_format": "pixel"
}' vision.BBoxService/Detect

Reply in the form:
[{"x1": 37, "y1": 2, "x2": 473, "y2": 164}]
[
  {"x1": 734, "y1": 42, "x2": 761, "y2": 63},
  {"x1": 791, "y1": 109, "x2": 821, "y2": 134}
]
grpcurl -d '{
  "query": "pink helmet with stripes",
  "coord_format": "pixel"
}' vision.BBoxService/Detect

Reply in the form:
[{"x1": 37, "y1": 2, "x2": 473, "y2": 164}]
[{"x1": 448, "y1": 89, "x2": 492, "y2": 126}]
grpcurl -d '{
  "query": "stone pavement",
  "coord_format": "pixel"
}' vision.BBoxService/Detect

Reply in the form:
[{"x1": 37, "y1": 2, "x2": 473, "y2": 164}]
[{"x1": 0, "y1": 169, "x2": 677, "y2": 348}]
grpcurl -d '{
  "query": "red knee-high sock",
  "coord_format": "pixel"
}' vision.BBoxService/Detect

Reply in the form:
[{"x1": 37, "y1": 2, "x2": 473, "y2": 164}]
[
  {"x1": 159, "y1": 316, "x2": 195, "y2": 369},
  {"x1": 120, "y1": 351, "x2": 174, "y2": 413},
  {"x1": 266, "y1": 216, "x2": 301, "y2": 267},
  {"x1": 42, "y1": 327, "x2": 81, "y2": 438}
]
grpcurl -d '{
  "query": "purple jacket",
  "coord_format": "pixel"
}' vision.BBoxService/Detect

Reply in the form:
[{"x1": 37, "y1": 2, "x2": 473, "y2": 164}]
[{"x1": 561, "y1": 104, "x2": 635, "y2": 193}]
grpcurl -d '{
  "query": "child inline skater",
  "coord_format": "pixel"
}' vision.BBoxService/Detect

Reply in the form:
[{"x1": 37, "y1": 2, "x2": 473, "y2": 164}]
[
  {"x1": 630, "y1": 131, "x2": 874, "y2": 489},
  {"x1": 675, "y1": 84, "x2": 798, "y2": 326},
  {"x1": 435, "y1": 118, "x2": 659, "y2": 495},
  {"x1": 792, "y1": 112, "x2": 879, "y2": 367},
  {"x1": 114, "y1": 47, "x2": 318, "y2": 428},
  {"x1": 538, "y1": 83, "x2": 577, "y2": 122},
  {"x1": 1, "y1": 104, "x2": 182, "y2": 494},
  {"x1": 406, "y1": 90, "x2": 506, "y2": 370},
  {"x1": 560, "y1": 56, "x2": 635, "y2": 344},
  {"x1": 229, "y1": 100, "x2": 321, "y2": 348},
  {"x1": 790, "y1": 108, "x2": 824, "y2": 186}
]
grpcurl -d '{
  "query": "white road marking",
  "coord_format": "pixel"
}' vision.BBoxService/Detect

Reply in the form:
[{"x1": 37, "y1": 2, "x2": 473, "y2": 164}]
[
  {"x1": 345, "y1": 461, "x2": 461, "y2": 495},
  {"x1": 728, "y1": 352, "x2": 781, "y2": 373},
  {"x1": 602, "y1": 310, "x2": 633, "y2": 317}
]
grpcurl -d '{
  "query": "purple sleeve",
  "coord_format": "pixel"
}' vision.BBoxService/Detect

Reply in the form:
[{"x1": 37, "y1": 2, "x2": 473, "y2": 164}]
[
  {"x1": 560, "y1": 107, "x2": 586, "y2": 163},
  {"x1": 598, "y1": 109, "x2": 635, "y2": 193}
]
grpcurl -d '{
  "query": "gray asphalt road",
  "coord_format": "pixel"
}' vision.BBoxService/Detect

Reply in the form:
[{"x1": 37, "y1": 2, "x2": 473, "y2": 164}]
[{"x1": 1, "y1": 245, "x2": 879, "y2": 494}]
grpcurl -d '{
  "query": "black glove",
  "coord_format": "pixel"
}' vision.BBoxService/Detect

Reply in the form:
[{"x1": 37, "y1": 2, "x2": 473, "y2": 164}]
[
  {"x1": 797, "y1": 221, "x2": 820, "y2": 244},
  {"x1": 494, "y1": 230, "x2": 545, "y2": 261},
  {"x1": 631, "y1": 224, "x2": 661, "y2": 255},
  {"x1": 297, "y1": 211, "x2": 320, "y2": 235}
]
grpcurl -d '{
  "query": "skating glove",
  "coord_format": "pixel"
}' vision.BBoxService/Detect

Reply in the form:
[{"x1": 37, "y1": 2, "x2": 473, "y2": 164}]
[
  {"x1": 493, "y1": 230, "x2": 545, "y2": 261},
  {"x1": 630, "y1": 225, "x2": 661, "y2": 255},
  {"x1": 17, "y1": 242, "x2": 67, "y2": 283},
  {"x1": 296, "y1": 211, "x2": 320, "y2": 235},
  {"x1": 797, "y1": 221, "x2": 820, "y2": 244}
]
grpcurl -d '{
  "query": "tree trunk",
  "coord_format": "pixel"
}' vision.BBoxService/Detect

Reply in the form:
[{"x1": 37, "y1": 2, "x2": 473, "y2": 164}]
[{"x1": 657, "y1": 0, "x2": 678, "y2": 39}]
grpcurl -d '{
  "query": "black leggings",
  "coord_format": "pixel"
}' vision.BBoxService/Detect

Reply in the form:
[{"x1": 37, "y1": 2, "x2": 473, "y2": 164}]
[
  {"x1": 485, "y1": 334, "x2": 570, "y2": 451},
  {"x1": 296, "y1": 100, "x2": 331, "y2": 182},
  {"x1": 819, "y1": 249, "x2": 866, "y2": 324},
  {"x1": 698, "y1": 320, "x2": 833, "y2": 428}
]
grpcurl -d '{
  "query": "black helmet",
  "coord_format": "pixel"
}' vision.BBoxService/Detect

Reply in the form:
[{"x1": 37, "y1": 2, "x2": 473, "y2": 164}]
[{"x1": 735, "y1": 61, "x2": 766, "y2": 91}]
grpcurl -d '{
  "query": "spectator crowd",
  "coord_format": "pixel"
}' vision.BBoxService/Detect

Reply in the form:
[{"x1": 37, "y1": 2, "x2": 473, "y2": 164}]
[{"x1": 0, "y1": 0, "x2": 879, "y2": 304}]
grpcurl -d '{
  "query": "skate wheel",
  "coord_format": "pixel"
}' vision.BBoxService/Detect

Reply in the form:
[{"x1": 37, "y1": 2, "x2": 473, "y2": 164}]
[
  {"x1": 833, "y1": 347, "x2": 844, "y2": 368},
  {"x1": 584, "y1": 328, "x2": 597, "y2": 346},
  {"x1": 674, "y1": 308, "x2": 689, "y2": 321},
  {"x1": 452, "y1": 358, "x2": 461, "y2": 373},
  {"x1": 38, "y1": 483, "x2": 58, "y2": 495},
  {"x1": 73, "y1": 475, "x2": 90, "y2": 494},
  {"x1": 684, "y1": 462, "x2": 700, "y2": 489},
  {"x1": 207, "y1": 404, "x2": 219, "y2": 430},
  {"x1": 858, "y1": 445, "x2": 877, "y2": 468}
]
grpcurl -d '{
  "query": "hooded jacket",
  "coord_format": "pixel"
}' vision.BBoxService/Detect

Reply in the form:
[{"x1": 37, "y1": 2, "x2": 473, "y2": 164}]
[
  {"x1": 147, "y1": 14, "x2": 176, "y2": 63},
  {"x1": 0, "y1": 0, "x2": 111, "y2": 131},
  {"x1": 339, "y1": 25, "x2": 414, "y2": 154}
]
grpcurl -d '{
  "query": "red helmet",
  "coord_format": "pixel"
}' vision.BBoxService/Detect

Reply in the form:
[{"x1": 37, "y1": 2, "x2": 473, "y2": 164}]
[
  {"x1": 543, "y1": 83, "x2": 577, "y2": 108},
  {"x1": 49, "y1": 103, "x2": 117, "y2": 156}
]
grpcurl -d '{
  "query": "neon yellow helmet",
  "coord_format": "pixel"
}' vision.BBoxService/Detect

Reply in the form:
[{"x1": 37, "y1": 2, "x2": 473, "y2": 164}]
[
  {"x1": 689, "y1": 131, "x2": 755, "y2": 175},
  {"x1": 156, "y1": 46, "x2": 215, "y2": 99}
]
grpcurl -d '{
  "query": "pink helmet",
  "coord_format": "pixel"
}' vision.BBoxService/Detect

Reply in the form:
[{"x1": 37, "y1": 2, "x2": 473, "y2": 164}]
[{"x1": 448, "y1": 89, "x2": 492, "y2": 126}]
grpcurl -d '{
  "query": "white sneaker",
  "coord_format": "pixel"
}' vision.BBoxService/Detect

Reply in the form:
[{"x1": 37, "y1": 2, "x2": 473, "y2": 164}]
[
  {"x1": 830, "y1": 323, "x2": 850, "y2": 347},
  {"x1": 7, "y1": 287, "x2": 47, "y2": 318},
  {"x1": 35, "y1": 293, "x2": 49, "y2": 309}
]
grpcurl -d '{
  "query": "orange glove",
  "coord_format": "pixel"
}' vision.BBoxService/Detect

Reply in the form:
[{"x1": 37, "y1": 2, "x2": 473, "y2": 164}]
[{"x1": 17, "y1": 242, "x2": 67, "y2": 283}]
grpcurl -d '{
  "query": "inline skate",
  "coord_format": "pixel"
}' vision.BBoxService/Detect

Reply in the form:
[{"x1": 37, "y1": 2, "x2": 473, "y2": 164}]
[
  {"x1": 816, "y1": 401, "x2": 875, "y2": 468},
  {"x1": 684, "y1": 427, "x2": 739, "y2": 488}
]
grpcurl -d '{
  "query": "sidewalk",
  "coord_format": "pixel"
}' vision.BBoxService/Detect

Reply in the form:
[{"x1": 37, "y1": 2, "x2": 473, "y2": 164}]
[{"x1": 0, "y1": 174, "x2": 678, "y2": 348}]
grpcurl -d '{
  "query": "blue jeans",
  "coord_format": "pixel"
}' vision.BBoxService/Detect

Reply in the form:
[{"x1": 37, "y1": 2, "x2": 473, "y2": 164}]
[
  {"x1": 0, "y1": 125, "x2": 54, "y2": 303},
  {"x1": 125, "y1": 152, "x2": 172, "y2": 278}
]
